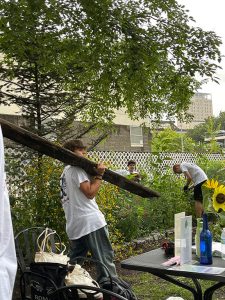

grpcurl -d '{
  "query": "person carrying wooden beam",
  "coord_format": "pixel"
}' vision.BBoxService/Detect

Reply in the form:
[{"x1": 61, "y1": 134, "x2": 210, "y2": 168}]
[{"x1": 60, "y1": 139, "x2": 117, "y2": 281}]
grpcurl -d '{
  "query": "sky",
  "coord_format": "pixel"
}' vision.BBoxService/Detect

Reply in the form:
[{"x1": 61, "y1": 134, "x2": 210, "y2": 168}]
[{"x1": 178, "y1": 0, "x2": 225, "y2": 117}]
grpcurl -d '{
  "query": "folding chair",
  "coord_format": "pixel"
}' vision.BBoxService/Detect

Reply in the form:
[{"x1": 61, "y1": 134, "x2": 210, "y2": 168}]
[
  {"x1": 49, "y1": 284, "x2": 128, "y2": 300},
  {"x1": 15, "y1": 227, "x2": 62, "y2": 272}
]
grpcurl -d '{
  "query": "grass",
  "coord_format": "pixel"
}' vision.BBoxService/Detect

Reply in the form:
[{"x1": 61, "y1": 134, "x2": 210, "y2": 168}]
[
  {"x1": 116, "y1": 231, "x2": 225, "y2": 300},
  {"x1": 121, "y1": 272, "x2": 225, "y2": 299}
]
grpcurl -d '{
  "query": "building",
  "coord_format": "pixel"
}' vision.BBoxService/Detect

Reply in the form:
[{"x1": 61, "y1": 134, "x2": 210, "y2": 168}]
[
  {"x1": 176, "y1": 93, "x2": 213, "y2": 130},
  {"x1": 89, "y1": 108, "x2": 152, "y2": 152},
  {"x1": 0, "y1": 105, "x2": 153, "y2": 152},
  {"x1": 3, "y1": 92, "x2": 213, "y2": 152}
]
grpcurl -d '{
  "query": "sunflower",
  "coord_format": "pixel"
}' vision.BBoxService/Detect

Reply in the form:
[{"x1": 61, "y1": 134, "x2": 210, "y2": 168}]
[
  {"x1": 204, "y1": 179, "x2": 220, "y2": 189},
  {"x1": 212, "y1": 185, "x2": 225, "y2": 212}
]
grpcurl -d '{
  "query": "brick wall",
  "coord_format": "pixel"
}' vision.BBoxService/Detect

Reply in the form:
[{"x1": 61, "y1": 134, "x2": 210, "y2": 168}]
[
  {"x1": 0, "y1": 114, "x2": 27, "y2": 127},
  {"x1": 92, "y1": 124, "x2": 151, "y2": 152}
]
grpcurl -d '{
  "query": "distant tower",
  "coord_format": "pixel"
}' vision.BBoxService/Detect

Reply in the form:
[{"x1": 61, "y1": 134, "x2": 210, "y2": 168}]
[{"x1": 177, "y1": 93, "x2": 213, "y2": 130}]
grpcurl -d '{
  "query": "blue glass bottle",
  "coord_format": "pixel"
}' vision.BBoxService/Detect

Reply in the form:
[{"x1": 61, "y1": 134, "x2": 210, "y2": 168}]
[{"x1": 200, "y1": 213, "x2": 213, "y2": 265}]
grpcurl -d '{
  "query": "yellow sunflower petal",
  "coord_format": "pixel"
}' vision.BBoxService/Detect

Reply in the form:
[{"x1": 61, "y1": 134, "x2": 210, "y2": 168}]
[
  {"x1": 204, "y1": 179, "x2": 211, "y2": 188},
  {"x1": 214, "y1": 180, "x2": 220, "y2": 189},
  {"x1": 204, "y1": 179, "x2": 220, "y2": 189},
  {"x1": 212, "y1": 185, "x2": 225, "y2": 212},
  {"x1": 212, "y1": 179, "x2": 219, "y2": 188}
]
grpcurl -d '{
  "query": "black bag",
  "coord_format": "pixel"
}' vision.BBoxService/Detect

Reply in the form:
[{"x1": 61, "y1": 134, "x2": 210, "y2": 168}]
[
  {"x1": 29, "y1": 262, "x2": 68, "y2": 299},
  {"x1": 99, "y1": 276, "x2": 138, "y2": 300}
]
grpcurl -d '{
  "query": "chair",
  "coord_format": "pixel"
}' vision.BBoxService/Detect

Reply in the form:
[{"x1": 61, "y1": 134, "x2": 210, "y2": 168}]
[
  {"x1": 63, "y1": 257, "x2": 136, "y2": 299},
  {"x1": 20, "y1": 270, "x2": 58, "y2": 300},
  {"x1": 20, "y1": 262, "x2": 68, "y2": 300},
  {"x1": 49, "y1": 284, "x2": 128, "y2": 300},
  {"x1": 15, "y1": 227, "x2": 62, "y2": 272}
]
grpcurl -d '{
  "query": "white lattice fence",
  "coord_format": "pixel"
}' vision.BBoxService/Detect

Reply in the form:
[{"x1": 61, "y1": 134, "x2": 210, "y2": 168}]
[
  {"x1": 88, "y1": 151, "x2": 225, "y2": 174},
  {"x1": 5, "y1": 147, "x2": 225, "y2": 176}
]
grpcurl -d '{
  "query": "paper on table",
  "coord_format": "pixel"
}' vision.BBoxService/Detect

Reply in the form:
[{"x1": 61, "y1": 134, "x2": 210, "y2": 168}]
[
  {"x1": 192, "y1": 242, "x2": 223, "y2": 257},
  {"x1": 174, "y1": 212, "x2": 185, "y2": 257},
  {"x1": 180, "y1": 216, "x2": 192, "y2": 265},
  {"x1": 169, "y1": 264, "x2": 225, "y2": 275},
  {"x1": 174, "y1": 212, "x2": 192, "y2": 264}
]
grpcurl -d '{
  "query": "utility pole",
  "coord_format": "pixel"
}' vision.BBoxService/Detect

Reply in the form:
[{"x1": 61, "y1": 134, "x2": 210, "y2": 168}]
[{"x1": 180, "y1": 123, "x2": 184, "y2": 152}]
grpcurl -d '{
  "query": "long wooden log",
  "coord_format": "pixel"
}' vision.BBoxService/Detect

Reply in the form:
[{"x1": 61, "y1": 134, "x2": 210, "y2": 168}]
[{"x1": 0, "y1": 118, "x2": 160, "y2": 198}]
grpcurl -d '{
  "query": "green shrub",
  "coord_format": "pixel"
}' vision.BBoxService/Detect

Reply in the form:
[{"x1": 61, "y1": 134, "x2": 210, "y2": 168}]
[
  {"x1": 6, "y1": 150, "x2": 224, "y2": 257},
  {"x1": 7, "y1": 153, "x2": 67, "y2": 243}
]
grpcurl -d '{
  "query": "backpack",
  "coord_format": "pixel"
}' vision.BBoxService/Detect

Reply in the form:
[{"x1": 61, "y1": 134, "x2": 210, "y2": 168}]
[
  {"x1": 28, "y1": 262, "x2": 68, "y2": 300},
  {"x1": 99, "y1": 276, "x2": 138, "y2": 300}
]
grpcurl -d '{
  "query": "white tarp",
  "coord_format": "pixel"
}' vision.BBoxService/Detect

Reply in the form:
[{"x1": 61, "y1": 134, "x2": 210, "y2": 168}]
[{"x1": 0, "y1": 125, "x2": 17, "y2": 299}]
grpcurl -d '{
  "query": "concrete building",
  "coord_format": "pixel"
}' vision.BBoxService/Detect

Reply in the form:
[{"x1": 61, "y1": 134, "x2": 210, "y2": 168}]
[{"x1": 177, "y1": 93, "x2": 213, "y2": 130}]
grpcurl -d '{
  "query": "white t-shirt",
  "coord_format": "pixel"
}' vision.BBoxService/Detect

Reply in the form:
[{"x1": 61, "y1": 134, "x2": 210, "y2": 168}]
[
  {"x1": 0, "y1": 126, "x2": 17, "y2": 299},
  {"x1": 60, "y1": 165, "x2": 106, "y2": 240},
  {"x1": 115, "y1": 169, "x2": 139, "y2": 176},
  {"x1": 180, "y1": 162, "x2": 207, "y2": 186}
]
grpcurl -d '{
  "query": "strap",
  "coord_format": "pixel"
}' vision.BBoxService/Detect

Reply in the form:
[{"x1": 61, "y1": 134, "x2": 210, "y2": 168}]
[
  {"x1": 53, "y1": 242, "x2": 66, "y2": 254},
  {"x1": 37, "y1": 228, "x2": 56, "y2": 252},
  {"x1": 37, "y1": 229, "x2": 66, "y2": 255},
  {"x1": 72, "y1": 256, "x2": 113, "y2": 289},
  {"x1": 37, "y1": 228, "x2": 47, "y2": 251}
]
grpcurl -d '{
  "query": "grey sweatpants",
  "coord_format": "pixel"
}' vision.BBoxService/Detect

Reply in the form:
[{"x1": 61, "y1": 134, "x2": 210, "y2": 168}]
[{"x1": 69, "y1": 226, "x2": 117, "y2": 281}]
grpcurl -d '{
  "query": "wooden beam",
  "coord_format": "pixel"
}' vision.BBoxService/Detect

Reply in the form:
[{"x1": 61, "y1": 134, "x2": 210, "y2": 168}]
[{"x1": 0, "y1": 118, "x2": 160, "y2": 198}]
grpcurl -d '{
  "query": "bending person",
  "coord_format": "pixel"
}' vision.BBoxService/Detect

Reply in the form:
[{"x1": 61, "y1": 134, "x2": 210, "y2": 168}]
[{"x1": 173, "y1": 162, "x2": 207, "y2": 218}]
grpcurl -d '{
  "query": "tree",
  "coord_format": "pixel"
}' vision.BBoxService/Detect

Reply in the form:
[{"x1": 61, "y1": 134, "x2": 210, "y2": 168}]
[
  {"x1": 186, "y1": 123, "x2": 208, "y2": 143},
  {"x1": 151, "y1": 128, "x2": 196, "y2": 152},
  {"x1": 216, "y1": 112, "x2": 225, "y2": 131},
  {"x1": 0, "y1": 0, "x2": 222, "y2": 140},
  {"x1": 187, "y1": 117, "x2": 222, "y2": 153},
  {"x1": 205, "y1": 117, "x2": 222, "y2": 153},
  {"x1": 187, "y1": 112, "x2": 225, "y2": 144}
]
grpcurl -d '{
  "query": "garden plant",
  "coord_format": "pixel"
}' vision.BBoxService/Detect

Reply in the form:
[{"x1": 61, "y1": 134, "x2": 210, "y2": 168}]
[
  {"x1": 5, "y1": 148, "x2": 225, "y2": 299},
  {"x1": 7, "y1": 149, "x2": 224, "y2": 254}
]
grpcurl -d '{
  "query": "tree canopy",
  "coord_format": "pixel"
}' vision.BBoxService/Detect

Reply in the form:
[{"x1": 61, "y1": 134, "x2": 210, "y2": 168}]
[
  {"x1": 187, "y1": 114, "x2": 225, "y2": 142},
  {"x1": 186, "y1": 115, "x2": 224, "y2": 153},
  {"x1": 0, "y1": 0, "x2": 222, "y2": 138}
]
